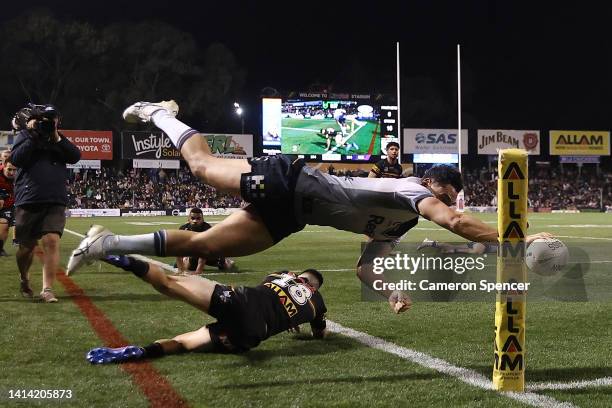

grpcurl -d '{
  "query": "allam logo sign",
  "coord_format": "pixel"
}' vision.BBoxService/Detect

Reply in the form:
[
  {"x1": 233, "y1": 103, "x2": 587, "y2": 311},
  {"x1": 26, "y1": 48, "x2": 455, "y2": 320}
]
[
  {"x1": 549, "y1": 130, "x2": 610, "y2": 155},
  {"x1": 403, "y1": 129, "x2": 468, "y2": 154}
]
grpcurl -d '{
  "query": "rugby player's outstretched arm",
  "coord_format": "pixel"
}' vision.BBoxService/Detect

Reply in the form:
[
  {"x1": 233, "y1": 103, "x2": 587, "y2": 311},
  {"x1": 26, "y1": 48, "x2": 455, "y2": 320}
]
[
  {"x1": 417, "y1": 197, "x2": 498, "y2": 243},
  {"x1": 356, "y1": 240, "x2": 412, "y2": 314}
]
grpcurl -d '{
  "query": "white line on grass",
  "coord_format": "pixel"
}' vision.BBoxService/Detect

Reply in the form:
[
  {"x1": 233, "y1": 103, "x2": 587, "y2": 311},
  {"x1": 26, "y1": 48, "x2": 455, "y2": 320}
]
[
  {"x1": 281, "y1": 127, "x2": 320, "y2": 133},
  {"x1": 527, "y1": 377, "x2": 612, "y2": 391},
  {"x1": 63, "y1": 228, "x2": 606, "y2": 405},
  {"x1": 555, "y1": 235, "x2": 612, "y2": 241},
  {"x1": 327, "y1": 321, "x2": 576, "y2": 408}
]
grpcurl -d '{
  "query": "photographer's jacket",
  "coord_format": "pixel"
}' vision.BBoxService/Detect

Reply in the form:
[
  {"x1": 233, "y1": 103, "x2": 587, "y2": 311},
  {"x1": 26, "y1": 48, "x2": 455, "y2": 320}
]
[{"x1": 10, "y1": 130, "x2": 81, "y2": 206}]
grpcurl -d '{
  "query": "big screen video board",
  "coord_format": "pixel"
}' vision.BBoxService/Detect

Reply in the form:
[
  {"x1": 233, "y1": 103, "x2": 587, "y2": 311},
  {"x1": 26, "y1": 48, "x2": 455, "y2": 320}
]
[{"x1": 262, "y1": 92, "x2": 396, "y2": 161}]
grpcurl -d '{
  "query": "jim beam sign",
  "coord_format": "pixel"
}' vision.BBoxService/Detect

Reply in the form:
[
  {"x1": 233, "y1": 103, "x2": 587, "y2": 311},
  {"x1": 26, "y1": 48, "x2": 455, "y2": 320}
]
[
  {"x1": 478, "y1": 130, "x2": 540, "y2": 155},
  {"x1": 493, "y1": 149, "x2": 528, "y2": 392}
]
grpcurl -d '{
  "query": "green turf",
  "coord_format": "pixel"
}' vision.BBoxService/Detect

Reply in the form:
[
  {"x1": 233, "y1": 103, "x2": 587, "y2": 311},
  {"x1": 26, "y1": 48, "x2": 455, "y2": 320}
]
[
  {"x1": 1, "y1": 213, "x2": 611, "y2": 407},
  {"x1": 280, "y1": 117, "x2": 380, "y2": 155}
]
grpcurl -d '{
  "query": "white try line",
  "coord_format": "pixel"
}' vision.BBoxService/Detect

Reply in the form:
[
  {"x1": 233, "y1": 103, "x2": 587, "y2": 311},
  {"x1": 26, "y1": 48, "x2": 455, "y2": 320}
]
[
  {"x1": 329, "y1": 122, "x2": 365, "y2": 154},
  {"x1": 527, "y1": 377, "x2": 612, "y2": 391},
  {"x1": 63, "y1": 228, "x2": 607, "y2": 404},
  {"x1": 555, "y1": 235, "x2": 612, "y2": 241},
  {"x1": 327, "y1": 321, "x2": 577, "y2": 408}
]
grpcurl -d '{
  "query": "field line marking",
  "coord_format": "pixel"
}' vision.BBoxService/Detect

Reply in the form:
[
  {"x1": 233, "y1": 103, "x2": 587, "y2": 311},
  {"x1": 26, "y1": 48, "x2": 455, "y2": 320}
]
[
  {"x1": 327, "y1": 321, "x2": 576, "y2": 408},
  {"x1": 63, "y1": 228, "x2": 604, "y2": 404},
  {"x1": 281, "y1": 127, "x2": 320, "y2": 133},
  {"x1": 555, "y1": 235, "x2": 612, "y2": 241},
  {"x1": 34, "y1": 242, "x2": 189, "y2": 408},
  {"x1": 527, "y1": 377, "x2": 612, "y2": 391}
]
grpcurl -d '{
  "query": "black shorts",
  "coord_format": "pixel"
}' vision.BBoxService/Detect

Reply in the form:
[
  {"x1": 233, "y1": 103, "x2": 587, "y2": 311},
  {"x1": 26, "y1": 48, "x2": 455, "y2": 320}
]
[
  {"x1": 15, "y1": 204, "x2": 66, "y2": 243},
  {"x1": 206, "y1": 284, "x2": 266, "y2": 353},
  {"x1": 240, "y1": 154, "x2": 306, "y2": 243},
  {"x1": 0, "y1": 207, "x2": 14, "y2": 227}
]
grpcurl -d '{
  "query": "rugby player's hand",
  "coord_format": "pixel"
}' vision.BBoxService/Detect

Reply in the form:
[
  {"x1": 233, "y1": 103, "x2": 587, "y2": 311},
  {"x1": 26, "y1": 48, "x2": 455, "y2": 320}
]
[
  {"x1": 526, "y1": 232, "x2": 553, "y2": 244},
  {"x1": 287, "y1": 325, "x2": 301, "y2": 334},
  {"x1": 388, "y1": 290, "x2": 412, "y2": 314},
  {"x1": 312, "y1": 328, "x2": 328, "y2": 339}
]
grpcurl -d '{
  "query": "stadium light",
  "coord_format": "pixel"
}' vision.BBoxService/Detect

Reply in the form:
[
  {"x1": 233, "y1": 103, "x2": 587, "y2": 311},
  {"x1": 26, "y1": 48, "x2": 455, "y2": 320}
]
[{"x1": 233, "y1": 102, "x2": 244, "y2": 134}]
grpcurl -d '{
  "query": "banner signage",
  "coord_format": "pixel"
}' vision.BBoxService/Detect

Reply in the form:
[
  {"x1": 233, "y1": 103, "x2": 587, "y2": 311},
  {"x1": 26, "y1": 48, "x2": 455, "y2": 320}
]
[
  {"x1": 204, "y1": 134, "x2": 253, "y2": 158},
  {"x1": 403, "y1": 129, "x2": 468, "y2": 154},
  {"x1": 559, "y1": 156, "x2": 601, "y2": 164},
  {"x1": 549, "y1": 131, "x2": 610, "y2": 156},
  {"x1": 477, "y1": 130, "x2": 540, "y2": 155},
  {"x1": 132, "y1": 159, "x2": 180, "y2": 169},
  {"x1": 68, "y1": 208, "x2": 121, "y2": 217},
  {"x1": 63, "y1": 130, "x2": 113, "y2": 160},
  {"x1": 67, "y1": 160, "x2": 101, "y2": 169}
]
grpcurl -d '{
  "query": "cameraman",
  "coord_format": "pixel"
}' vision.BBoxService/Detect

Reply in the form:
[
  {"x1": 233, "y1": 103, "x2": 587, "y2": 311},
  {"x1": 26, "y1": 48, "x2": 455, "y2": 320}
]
[{"x1": 10, "y1": 104, "x2": 81, "y2": 302}]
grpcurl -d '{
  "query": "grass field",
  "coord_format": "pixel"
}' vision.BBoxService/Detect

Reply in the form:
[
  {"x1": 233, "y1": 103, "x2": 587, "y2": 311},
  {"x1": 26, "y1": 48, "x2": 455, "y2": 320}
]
[
  {"x1": 1, "y1": 213, "x2": 611, "y2": 407},
  {"x1": 281, "y1": 117, "x2": 380, "y2": 155}
]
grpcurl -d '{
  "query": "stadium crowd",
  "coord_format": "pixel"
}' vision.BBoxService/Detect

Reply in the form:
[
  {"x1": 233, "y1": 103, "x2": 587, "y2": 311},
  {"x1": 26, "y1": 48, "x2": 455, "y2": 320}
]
[
  {"x1": 60, "y1": 163, "x2": 612, "y2": 211},
  {"x1": 462, "y1": 166, "x2": 612, "y2": 210},
  {"x1": 66, "y1": 167, "x2": 243, "y2": 210}
]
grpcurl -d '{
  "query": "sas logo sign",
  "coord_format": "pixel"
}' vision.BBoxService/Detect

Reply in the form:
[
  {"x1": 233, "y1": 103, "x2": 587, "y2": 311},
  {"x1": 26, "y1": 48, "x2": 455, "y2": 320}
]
[
  {"x1": 403, "y1": 129, "x2": 468, "y2": 154},
  {"x1": 415, "y1": 132, "x2": 458, "y2": 144}
]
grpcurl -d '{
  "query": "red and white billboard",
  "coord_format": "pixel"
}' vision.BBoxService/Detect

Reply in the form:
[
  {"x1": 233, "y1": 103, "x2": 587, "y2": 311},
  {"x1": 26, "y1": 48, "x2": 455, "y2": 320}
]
[{"x1": 63, "y1": 130, "x2": 113, "y2": 160}]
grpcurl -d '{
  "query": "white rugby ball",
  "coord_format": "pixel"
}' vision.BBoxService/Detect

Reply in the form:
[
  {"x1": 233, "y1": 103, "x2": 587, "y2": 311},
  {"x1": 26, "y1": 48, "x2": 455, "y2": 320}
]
[{"x1": 525, "y1": 238, "x2": 569, "y2": 276}]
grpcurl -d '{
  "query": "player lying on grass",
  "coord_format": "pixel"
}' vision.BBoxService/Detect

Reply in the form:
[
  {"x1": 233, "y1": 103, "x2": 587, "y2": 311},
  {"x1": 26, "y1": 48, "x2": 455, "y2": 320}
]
[
  {"x1": 67, "y1": 100, "x2": 550, "y2": 314},
  {"x1": 87, "y1": 255, "x2": 326, "y2": 363}
]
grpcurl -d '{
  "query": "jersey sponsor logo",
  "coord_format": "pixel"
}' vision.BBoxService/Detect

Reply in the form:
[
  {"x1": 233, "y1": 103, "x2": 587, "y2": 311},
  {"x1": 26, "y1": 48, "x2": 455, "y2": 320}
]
[
  {"x1": 264, "y1": 282, "x2": 298, "y2": 317},
  {"x1": 270, "y1": 275, "x2": 314, "y2": 306},
  {"x1": 288, "y1": 284, "x2": 313, "y2": 306},
  {"x1": 364, "y1": 215, "x2": 385, "y2": 236},
  {"x1": 382, "y1": 218, "x2": 418, "y2": 238}
]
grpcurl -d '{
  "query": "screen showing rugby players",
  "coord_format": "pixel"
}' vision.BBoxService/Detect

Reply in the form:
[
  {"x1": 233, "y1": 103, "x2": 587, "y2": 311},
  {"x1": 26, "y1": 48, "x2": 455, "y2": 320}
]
[{"x1": 262, "y1": 97, "x2": 382, "y2": 158}]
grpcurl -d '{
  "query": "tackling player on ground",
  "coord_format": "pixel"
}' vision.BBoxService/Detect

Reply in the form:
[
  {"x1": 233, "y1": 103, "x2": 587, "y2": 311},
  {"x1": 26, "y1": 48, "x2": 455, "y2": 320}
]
[
  {"x1": 87, "y1": 255, "x2": 326, "y2": 363},
  {"x1": 67, "y1": 100, "x2": 551, "y2": 313}
]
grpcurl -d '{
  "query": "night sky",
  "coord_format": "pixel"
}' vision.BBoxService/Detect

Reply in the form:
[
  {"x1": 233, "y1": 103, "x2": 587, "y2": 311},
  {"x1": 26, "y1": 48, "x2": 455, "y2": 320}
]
[{"x1": 4, "y1": 1, "x2": 612, "y2": 145}]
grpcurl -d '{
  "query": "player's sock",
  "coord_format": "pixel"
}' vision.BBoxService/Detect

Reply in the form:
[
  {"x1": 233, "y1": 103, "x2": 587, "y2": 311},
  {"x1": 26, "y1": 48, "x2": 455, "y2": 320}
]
[
  {"x1": 151, "y1": 110, "x2": 199, "y2": 150},
  {"x1": 104, "y1": 255, "x2": 150, "y2": 278},
  {"x1": 103, "y1": 230, "x2": 167, "y2": 257},
  {"x1": 142, "y1": 342, "x2": 165, "y2": 359}
]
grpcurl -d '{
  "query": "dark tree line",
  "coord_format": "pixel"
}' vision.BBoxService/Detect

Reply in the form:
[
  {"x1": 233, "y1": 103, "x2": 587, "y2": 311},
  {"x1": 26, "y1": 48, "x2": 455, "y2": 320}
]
[{"x1": 0, "y1": 9, "x2": 246, "y2": 132}]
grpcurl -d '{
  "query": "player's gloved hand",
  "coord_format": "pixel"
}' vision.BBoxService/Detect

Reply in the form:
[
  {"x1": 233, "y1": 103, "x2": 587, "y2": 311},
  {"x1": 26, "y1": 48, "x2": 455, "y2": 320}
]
[
  {"x1": 388, "y1": 290, "x2": 412, "y2": 314},
  {"x1": 526, "y1": 232, "x2": 553, "y2": 244}
]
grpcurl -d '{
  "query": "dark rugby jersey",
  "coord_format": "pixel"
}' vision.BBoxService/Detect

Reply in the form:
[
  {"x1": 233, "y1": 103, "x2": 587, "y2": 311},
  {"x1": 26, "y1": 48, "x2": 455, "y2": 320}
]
[
  {"x1": 0, "y1": 172, "x2": 15, "y2": 209},
  {"x1": 178, "y1": 221, "x2": 212, "y2": 233},
  {"x1": 249, "y1": 272, "x2": 327, "y2": 339},
  {"x1": 371, "y1": 159, "x2": 403, "y2": 178}
]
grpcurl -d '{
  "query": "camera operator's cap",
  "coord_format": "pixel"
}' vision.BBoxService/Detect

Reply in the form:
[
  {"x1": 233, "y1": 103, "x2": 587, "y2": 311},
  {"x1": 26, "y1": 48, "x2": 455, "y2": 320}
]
[{"x1": 28, "y1": 103, "x2": 60, "y2": 119}]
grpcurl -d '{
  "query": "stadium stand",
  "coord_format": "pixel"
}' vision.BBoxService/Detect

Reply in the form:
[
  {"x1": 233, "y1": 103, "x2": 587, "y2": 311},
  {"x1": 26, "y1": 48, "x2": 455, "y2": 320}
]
[{"x1": 66, "y1": 167, "x2": 243, "y2": 210}]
